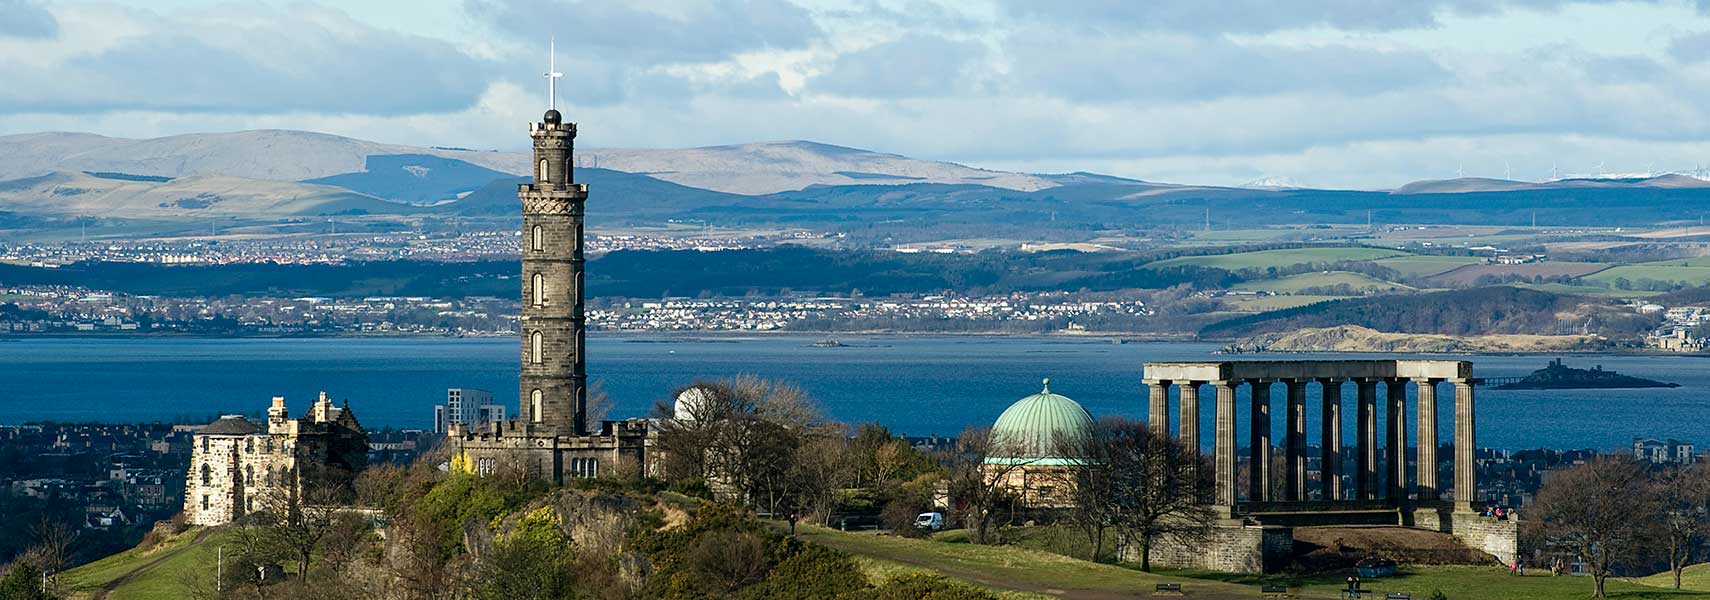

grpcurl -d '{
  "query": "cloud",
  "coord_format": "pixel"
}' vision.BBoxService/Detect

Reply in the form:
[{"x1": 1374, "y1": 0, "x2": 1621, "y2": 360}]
[
  {"x1": 1669, "y1": 31, "x2": 1710, "y2": 62},
  {"x1": 808, "y1": 33, "x2": 987, "y2": 98},
  {"x1": 0, "y1": 4, "x2": 492, "y2": 115},
  {"x1": 1004, "y1": 33, "x2": 1450, "y2": 102},
  {"x1": 0, "y1": 0, "x2": 57, "y2": 39},
  {"x1": 993, "y1": 0, "x2": 1626, "y2": 34},
  {"x1": 463, "y1": 0, "x2": 822, "y2": 65}
]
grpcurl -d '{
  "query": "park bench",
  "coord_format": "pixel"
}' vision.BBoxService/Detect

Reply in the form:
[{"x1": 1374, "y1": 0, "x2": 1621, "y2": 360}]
[
  {"x1": 1385, "y1": 594, "x2": 1411, "y2": 600},
  {"x1": 1153, "y1": 582, "x2": 1184, "y2": 596},
  {"x1": 1261, "y1": 583, "x2": 1292, "y2": 598}
]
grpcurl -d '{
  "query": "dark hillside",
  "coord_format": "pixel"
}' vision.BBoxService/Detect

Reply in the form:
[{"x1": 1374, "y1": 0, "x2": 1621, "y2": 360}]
[{"x1": 1200, "y1": 286, "x2": 1659, "y2": 339}]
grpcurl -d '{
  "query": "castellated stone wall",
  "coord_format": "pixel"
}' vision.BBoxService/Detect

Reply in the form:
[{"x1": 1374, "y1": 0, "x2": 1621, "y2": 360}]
[
  {"x1": 1143, "y1": 522, "x2": 1295, "y2": 574},
  {"x1": 447, "y1": 418, "x2": 654, "y2": 485}
]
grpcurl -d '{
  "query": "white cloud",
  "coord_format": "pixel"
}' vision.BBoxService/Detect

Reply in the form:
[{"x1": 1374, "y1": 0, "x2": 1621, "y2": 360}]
[{"x1": 7, "y1": 0, "x2": 1710, "y2": 189}]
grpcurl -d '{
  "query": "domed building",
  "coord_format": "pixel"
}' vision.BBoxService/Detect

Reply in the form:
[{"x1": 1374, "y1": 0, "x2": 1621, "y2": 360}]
[{"x1": 984, "y1": 379, "x2": 1095, "y2": 508}]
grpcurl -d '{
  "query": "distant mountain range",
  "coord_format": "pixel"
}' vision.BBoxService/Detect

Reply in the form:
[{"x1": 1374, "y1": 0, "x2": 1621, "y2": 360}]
[{"x1": 6, "y1": 129, "x2": 1710, "y2": 231}]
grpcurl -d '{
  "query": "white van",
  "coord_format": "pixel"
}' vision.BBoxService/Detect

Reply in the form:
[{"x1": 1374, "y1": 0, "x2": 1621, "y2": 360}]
[{"x1": 914, "y1": 512, "x2": 945, "y2": 531}]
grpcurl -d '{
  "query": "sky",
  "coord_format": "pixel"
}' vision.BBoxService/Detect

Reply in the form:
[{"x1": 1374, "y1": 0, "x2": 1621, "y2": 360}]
[{"x1": 5, "y1": 0, "x2": 1710, "y2": 189}]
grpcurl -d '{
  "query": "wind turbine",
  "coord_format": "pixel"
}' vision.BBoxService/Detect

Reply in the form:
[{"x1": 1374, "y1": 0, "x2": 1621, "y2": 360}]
[{"x1": 545, "y1": 36, "x2": 564, "y2": 110}]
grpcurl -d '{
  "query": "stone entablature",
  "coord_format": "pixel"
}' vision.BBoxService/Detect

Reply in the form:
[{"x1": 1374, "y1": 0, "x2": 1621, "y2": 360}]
[
  {"x1": 183, "y1": 393, "x2": 366, "y2": 526},
  {"x1": 1142, "y1": 359, "x2": 1478, "y2": 511}
]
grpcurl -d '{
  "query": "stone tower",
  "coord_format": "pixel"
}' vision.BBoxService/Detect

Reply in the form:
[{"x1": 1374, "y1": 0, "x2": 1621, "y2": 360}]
[{"x1": 519, "y1": 107, "x2": 588, "y2": 436}]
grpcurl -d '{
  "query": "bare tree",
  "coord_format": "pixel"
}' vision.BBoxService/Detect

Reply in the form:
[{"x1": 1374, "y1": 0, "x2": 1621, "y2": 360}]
[
  {"x1": 1656, "y1": 464, "x2": 1710, "y2": 590},
  {"x1": 583, "y1": 381, "x2": 611, "y2": 433},
  {"x1": 252, "y1": 467, "x2": 355, "y2": 581},
  {"x1": 652, "y1": 375, "x2": 827, "y2": 513},
  {"x1": 1531, "y1": 456, "x2": 1663, "y2": 598},
  {"x1": 1059, "y1": 418, "x2": 1214, "y2": 570},
  {"x1": 25, "y1": 516, "x2": 75, "y2": 595},
  {"x1": 942, "y1": 426, "x2": 1033, "y2": 545}
]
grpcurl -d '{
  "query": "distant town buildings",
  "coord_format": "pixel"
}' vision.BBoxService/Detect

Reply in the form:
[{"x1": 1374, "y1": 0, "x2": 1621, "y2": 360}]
[
  {"x1": 1633, "y1": 437, "x2": 1697, "y2": 464},
  {"x1": 432, "y1": 388, "x2": 505, "y2": 435}
]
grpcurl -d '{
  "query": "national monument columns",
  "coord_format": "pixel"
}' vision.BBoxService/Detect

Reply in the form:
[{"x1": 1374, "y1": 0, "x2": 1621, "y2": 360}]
[{"x1": 1143, "y1": 360, "x2": 1479, "y2": 513}]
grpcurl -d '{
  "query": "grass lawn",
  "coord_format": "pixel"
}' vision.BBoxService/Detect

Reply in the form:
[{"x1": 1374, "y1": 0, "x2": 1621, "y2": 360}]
[
  {"x1": 795, "y1": 524, "x2": 1268, "y2": 599},
  {"x1": 1231, "y1": 271, "x2": 1412, "y2": 294},
  {"x1": 850, "y1": 555, "x2": 1053, "y2": 600},
  {"x1": 1640, "y1": 564, "x2": 1710, "y2": 591},
  {"x1": 1583, "y1": 265, "x2": 1710, "y2": 287},
  {"x1": 62, "y1": 527, "x2": 231, "y2": 600},
  {"x1": 1146, "y1": 247, "x2": 1410, "y2": 270},
  {"x1": 1172, "y1": 564, "x2": 1710, "y2": 600},
  {"x1": 1374, "y1": 255, "x2": 1486, "y2": 278}
]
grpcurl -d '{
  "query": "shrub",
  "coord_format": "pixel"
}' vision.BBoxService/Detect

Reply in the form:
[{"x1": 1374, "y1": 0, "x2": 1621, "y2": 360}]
[{"x1": 737, "y1": 545, "x2": 867, "y2": 600}]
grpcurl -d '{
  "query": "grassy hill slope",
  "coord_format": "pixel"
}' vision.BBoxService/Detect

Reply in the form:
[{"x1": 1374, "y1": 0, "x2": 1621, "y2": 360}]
[{"x1": 61, "y1": 527, "x2": 229, "y2": 600}]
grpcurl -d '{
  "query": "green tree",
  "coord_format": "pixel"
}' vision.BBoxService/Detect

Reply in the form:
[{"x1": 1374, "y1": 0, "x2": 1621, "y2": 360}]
[{"x1": 0, "y1": 562, "x2": 53, "y2": 600}]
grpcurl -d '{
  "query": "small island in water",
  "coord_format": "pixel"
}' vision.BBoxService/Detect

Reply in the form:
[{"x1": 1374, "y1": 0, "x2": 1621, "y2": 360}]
[{"x1": 1494, "y1": 358, "x2": 1680, "y2": 390}]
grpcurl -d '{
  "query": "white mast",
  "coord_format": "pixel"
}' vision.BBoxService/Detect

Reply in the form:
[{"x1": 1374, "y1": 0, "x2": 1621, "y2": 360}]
[{"x1": 545, "y1": 36, "x2": 564, "y2": 110}]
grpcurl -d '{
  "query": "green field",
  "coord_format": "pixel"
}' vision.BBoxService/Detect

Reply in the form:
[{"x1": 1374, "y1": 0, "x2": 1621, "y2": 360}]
[
  {"x1": 1582, "y1": 265, "x2": 1710, "y2": 287},
  {"x1": 62, "y1": 528, "x2": 229, "y2": 600},
  {"x1": 1232, "y1": 271, "x2": 1412, "y2": 294},
  {"x1": 1147, "y1": 247, "x2": 1409, "y2": 270},
  {"x1": 1644, "y1": 257, "x2": 1710, "y2": 267},
  {"x1": 1374, "y1": 255, "x2": 1486, "y2": 278}
]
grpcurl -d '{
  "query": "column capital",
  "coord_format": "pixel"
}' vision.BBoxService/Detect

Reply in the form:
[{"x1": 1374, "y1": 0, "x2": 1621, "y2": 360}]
[
  {"x1": 1142, "y1": 379, "x2": 1173, "y2": 387},
  {"x1": 1411, "y1": 377, "x2": 1443, "y2": 385},
  {"x1": 1208, "y1": 379, "x2": 1239, "y2": 388},
  {"x1": 1315, "y1": 377, "x2": 1346, "y2": 385}
]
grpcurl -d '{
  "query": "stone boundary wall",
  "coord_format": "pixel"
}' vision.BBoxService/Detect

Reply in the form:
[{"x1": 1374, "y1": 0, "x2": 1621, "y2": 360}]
[
  {"x1": 1144, "y1": 523, "x2": 1294, "y2": 573},
  {"x1": 1449, "y1": 512, "x2": 1518, "y2": 565}
]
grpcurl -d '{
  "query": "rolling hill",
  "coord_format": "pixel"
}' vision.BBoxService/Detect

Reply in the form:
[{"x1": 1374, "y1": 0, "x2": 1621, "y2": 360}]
[
  {"x1": 0, "y1": 170, "x2": 411, "y2": 218},
  {"x1": 0, "y1": 131, "x2": 1056, "y2": 196}
]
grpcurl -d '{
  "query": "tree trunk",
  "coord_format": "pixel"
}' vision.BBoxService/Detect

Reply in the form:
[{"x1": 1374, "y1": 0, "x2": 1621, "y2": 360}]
[
  {"x1": 1141, "y1": 534, "x2": 1153, "y2": 573},
  {"x1": 1593, "y1": 573, "x2": 1607, "y2": 598},
  {"x1": 1091, "y1": 525, "x2": 1105, "y2": 562}
]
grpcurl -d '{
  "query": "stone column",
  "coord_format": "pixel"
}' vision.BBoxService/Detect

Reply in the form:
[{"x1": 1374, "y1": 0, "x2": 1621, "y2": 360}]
[
  {"x1": 1386, "y1": 379, "x2": 1409, "y2": 500},
  {"x1": 1249, "y1": 380, "x2": 1273, "y2": 503},
  {"x1": 1453, "y1": 379, "x2": 1477, "y2": 507},
  {"x1": 1213, "y1": 380, "x2": 1239, "y2": 507},
  {"x1": 1179, "y1": 381, "x2": 1202, "y2": 454},
  {"x1": 1355, "y1": 378, "x2": 1379, "y2": 500},
  {"x1": 1284, "y1": 379, "x2": 1308, "y2": 502},
  {"x1": 1146, "y1": 380, "x2": 1172, "y2": 439},
  {"x1": 1414, "y1": 378, "x2": 1440, "y2": 501},
  {"x1": 1318, "y1": 378, "x2": 1344, "y2": 501}
]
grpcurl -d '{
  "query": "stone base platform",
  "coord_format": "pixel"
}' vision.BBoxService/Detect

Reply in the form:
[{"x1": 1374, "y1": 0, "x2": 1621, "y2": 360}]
[{"x1": 1143, "y1": 504, "x2": 1518, "y2": 574}]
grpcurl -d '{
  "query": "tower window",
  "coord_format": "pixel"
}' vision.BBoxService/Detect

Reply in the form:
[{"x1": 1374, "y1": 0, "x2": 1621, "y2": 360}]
[
  {"x1": 532, "y1": 273, "x2": 546, "y2": 307},
  {"x1": 245, "y1": 465, "x2": 253, "y2": 486},
  {"x1": 531, "y1": 390, "x2": 544, "y2": 423},
  {"x1": 539, "y1": 158, "x2": 549, "y2": 183},
  {"x1": 532, "y1": 225, "x2": 544, "y2": 252},
  {"x1": 531, "y1": 330, "x2": 544, "y2": 364},
  {"x1": 200, "y1": 463, "x2": 211, "y2": 486}
]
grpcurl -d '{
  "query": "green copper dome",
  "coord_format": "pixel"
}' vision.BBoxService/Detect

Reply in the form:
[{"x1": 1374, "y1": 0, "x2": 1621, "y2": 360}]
[{"x1": 986, "y1": 379, "x2": 1095, "y2": 466}]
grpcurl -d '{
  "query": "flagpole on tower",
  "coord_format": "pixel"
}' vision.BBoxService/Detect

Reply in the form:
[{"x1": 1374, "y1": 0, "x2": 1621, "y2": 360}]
[{"x1": 545, "y1": 36, "x2": 564, "y2": 110}]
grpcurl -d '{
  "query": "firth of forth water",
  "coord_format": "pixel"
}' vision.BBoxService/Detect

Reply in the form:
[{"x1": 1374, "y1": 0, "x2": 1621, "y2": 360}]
[{"x1": 3, "y1": 335, "x2": 1705, "y2": 452}]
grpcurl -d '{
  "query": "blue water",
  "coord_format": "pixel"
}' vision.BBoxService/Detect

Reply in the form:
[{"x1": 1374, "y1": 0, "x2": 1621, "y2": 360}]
[{"x1": 2, "y1": 335, "x2": 1707, "y2": 452}]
